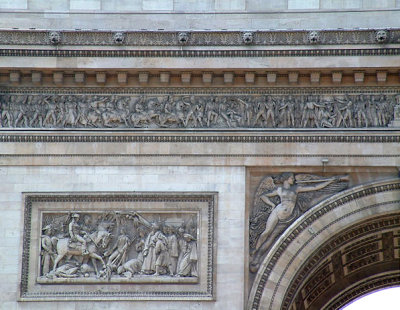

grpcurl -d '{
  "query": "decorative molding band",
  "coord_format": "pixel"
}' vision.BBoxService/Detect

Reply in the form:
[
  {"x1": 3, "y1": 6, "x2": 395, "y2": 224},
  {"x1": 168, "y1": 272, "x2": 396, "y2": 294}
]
[
  {"x1": 1, "y1": 48, "x2": 400, "y2": 58},
  {"x1": 2, "y1": 86, "x2": 400, "y2": 95},
  {"x1": 0, "y1": 153, "x2": 399, "y2": 158},
  {"x1": 0, "y1": 134, "x2": 399, "y2": 143},
  {"x1": 0, "y1": 29, "x2": 399, "y2": 46},
  {"x1": 250, "y1": 180, "x2": 400, "y2": 310}
]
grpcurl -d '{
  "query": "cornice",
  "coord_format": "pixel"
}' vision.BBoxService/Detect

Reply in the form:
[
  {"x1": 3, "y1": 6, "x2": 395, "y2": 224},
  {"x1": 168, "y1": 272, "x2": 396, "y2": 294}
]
[
  {"x1": 0, "y1": 29, "x2": 399, "y2": 47},
  {"x1": 2, "y1": 86, "x2": 400, "y2": 95}
]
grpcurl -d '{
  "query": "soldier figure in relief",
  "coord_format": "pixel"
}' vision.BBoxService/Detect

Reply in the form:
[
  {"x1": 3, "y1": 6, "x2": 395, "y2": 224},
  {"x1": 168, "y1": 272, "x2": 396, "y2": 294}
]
[
  {"x1": 177, "y1": 233, "x2": 198, "y2": 277},
  {"x1": 68, "y1": 213, "x2": 89, "y2": 255},
  {"x1": 105, "y1": 227, "x2": 130, "y2": 269},
  {"x1": 41, "y1": 225, "x2": 55, "y2": 275},
  {"x1": 165, "y1": 225, "x2": 179, "y2": 275}
]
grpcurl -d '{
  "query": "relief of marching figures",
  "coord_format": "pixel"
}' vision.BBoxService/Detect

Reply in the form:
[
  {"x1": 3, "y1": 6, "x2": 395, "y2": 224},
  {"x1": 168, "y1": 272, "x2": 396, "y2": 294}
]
[
  {"x1": 0, "y1": 93, "x2": 398, "y2": 129},
  {"x1": 39, "y1": 211, "x2": 198, "y2": 281}
]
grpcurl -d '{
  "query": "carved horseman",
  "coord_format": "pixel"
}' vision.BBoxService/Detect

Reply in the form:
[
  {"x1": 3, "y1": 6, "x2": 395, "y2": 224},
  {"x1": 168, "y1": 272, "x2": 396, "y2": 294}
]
[{"x1": 68, "y1": 213, "x2": 89, "y2": 255}]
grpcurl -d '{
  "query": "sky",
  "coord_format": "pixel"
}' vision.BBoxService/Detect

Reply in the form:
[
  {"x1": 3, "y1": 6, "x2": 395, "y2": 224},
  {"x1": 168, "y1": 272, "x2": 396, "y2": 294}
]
[{"x1": 341, "y1": 286, "x2": 400, "y2": 310}]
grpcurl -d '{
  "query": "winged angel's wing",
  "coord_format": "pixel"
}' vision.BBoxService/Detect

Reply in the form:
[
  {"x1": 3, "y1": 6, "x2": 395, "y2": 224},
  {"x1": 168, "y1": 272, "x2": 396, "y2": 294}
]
[
  {"x1": 296, "y1": 174, "x2": 349, "y2": 213},
  {"x1": 249, "y1": 176, "x2": 278, "y2": 250}
]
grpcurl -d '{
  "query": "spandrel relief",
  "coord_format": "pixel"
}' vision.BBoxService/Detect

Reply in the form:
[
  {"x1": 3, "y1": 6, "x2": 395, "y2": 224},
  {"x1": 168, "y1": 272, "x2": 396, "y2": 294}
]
[
  {"x1": 21, "y1": 193, "x2": 216, "y2": 301},
  {"x1": 249, "y1": 173, "x2": 349, "y2": 274},
  {"x1": 1, "y1": 93, "x2": 398, "y2": 129},
  {"x1": 39, "y1": 211, "x2": 198, "y2": 283}
]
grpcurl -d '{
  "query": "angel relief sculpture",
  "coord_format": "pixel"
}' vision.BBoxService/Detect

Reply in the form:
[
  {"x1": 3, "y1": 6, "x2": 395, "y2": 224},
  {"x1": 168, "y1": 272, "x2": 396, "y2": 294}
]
[
  {"x1": 249, "y1": 172, "x2": 349, "y2": 273},
  {"x1": 38, "y1": 211, "x2": 198, "y2": 282}
]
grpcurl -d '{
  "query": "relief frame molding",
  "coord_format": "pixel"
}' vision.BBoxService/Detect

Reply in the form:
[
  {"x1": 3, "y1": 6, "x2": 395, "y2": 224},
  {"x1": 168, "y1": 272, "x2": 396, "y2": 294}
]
[{"x1": 19, "y1": 191, "x2": 217, "y2": 301}]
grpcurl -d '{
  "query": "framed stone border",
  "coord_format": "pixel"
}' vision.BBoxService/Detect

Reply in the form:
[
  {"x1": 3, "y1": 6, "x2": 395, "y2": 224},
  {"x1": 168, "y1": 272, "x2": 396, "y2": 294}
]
[{"x1": 19, "y1": 192, "x2": 217, "y2": 301}]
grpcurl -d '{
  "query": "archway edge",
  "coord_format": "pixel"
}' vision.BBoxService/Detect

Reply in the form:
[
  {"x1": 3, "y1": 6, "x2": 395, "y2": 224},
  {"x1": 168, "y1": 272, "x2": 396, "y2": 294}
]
[{"x1": 248, "y1": 178, "x2": 400, "y2": 310}]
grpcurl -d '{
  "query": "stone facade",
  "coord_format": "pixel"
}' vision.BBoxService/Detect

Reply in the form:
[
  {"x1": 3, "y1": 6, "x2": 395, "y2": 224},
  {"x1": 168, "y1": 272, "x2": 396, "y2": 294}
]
[{"x1": 0, "y1": 2, "x2": 399, "y2": 310}]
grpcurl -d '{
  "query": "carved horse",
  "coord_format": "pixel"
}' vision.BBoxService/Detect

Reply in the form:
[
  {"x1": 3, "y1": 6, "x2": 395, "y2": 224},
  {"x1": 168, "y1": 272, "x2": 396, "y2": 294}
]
[
  {"x1": 52, "y1": 230, "x2": 111, "y2": 276},
  {"x1": 101, "y1": 109, "x2": 129, "y2": 127}
]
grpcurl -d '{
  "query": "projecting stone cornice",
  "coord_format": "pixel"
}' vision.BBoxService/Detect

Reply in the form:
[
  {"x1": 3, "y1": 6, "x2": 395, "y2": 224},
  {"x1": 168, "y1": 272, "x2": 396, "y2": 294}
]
[{"x1": 0, "y1": 28, "x2": 399, "y2": 47}]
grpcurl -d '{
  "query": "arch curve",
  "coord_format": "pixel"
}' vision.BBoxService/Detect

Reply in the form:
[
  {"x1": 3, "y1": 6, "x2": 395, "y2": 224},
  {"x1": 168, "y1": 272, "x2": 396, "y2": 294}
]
[{"x1": 248, "y1": 178, "x2": 400, "y2": 310}]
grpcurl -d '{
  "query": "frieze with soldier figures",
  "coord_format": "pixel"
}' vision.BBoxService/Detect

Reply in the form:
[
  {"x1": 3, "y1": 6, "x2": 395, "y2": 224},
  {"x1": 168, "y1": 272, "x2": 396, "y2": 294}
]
[{"x1": 1, "y1": 93, "x2": 399, "y2": 129}]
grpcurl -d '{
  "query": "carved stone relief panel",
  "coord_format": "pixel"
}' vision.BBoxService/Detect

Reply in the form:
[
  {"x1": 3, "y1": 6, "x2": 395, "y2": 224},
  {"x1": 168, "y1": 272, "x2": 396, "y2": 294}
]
[
  {"x1": 1, "y1": 91, "x2": 399, "y2": 129},
  {"x1": 20, "y1": 192, "x2": 217, "y2": 301},
  {"x1": 249, "y1": 173, "x2": 349, "y2": 276}
]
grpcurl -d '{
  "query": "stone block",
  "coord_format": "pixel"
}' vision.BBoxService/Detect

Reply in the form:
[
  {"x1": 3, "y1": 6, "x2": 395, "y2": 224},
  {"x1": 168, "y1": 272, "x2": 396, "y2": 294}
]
[
  {"x1": 138, "y1": 72, "x2": 149, "y2": 83},
  {"x1": 332, "y1": 71, "x2": 342, "y2": 83},
  {"x1": 224, "y1": 72, "x2": 234, "y2": 84},
  {"x1": 74, "y1": 71, "x2": 85, "y2": 84},
  {"x1": 28, "y1": 0, "x2": 69, "y2": 10},
  {"x1": 70, "y1": 0, "x2": 101, "y2": 10},
  {"x1": 215, "y1": 0, "x2": 245, "y2": 10},
  {"x1": 246, "y1": 0, "x2": 287, "y2": 10},
  {"x1": 31, "y1": 71, "x2": 42, "y2": 84},
  {"x1": 376, "y1": 71, "x2": 387, "y2": 83},
  {"x1": 245, "y1": 72, "x2": 256, "y2": 84},
  {"x1": 160, "y1": 71, "x2": 170, "y2": 83},
  {"x1": 363, "y1": 0, "x2": 395, "y2": 9},
  {"x1": 320, "y1": 0, "x2": 362, "y2": 9},
  {"x1": 174, "y1": 0, "x2": 213, "y2": 11},
  {"x1": 9, "y1": 71, "x2": 20, "y2": 83},
  {"x1": 96, "y1": 72, "x2": 107, "y2": 84},
  {"x1": 181, "y1": 71, "x2": 191, "y2": 84},
  {"x1": 0, "y1": 0, "x2": 27, "y2": 9},
  {"x1": 310, "y1": 72, "x2": 320, "y2": 84},
  {"x1": 354, "y1": 71, "x2": 364, "y2": 83},
  {"x1": 101, "y1": 0, "x2": 142, "y2": 11},
  {"x1": 288, "y1": 0, "x2": 320, "y2": 9},
  {"x1": 117, "y1": 71, "x2": 128, "y2": 84},
  {"x1": 288, "y1": 71, "x2": 299, "y2": 83},
  {"x1": 267, "y1": 72, "x2": 277, "y2": 83},
  {"x1": 53, "y1": 71, "x2": 63, "y2": 84},
  {"x1": 202, "y1": 72, "x2": 213, "y2": 83},
  {"x1": 143, "y1": 0, "x2": 173, "y2": 10}
]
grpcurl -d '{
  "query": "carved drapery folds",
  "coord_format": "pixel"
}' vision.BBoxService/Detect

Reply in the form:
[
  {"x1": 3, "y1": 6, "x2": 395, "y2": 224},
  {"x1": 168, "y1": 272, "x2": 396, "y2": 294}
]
[
  {"x1": 0, "y1": 93, "x2": 398, "y2": 129},
  {"x1": 249, "y1": 173, "x2": 349, "y2": 274}
]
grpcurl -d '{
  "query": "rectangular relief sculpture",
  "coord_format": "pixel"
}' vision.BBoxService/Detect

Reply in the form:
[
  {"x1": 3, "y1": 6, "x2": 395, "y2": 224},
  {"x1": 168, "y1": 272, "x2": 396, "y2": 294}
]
[{"x1": 20, "y1": 192, "x2": 217, "y2": 301}]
